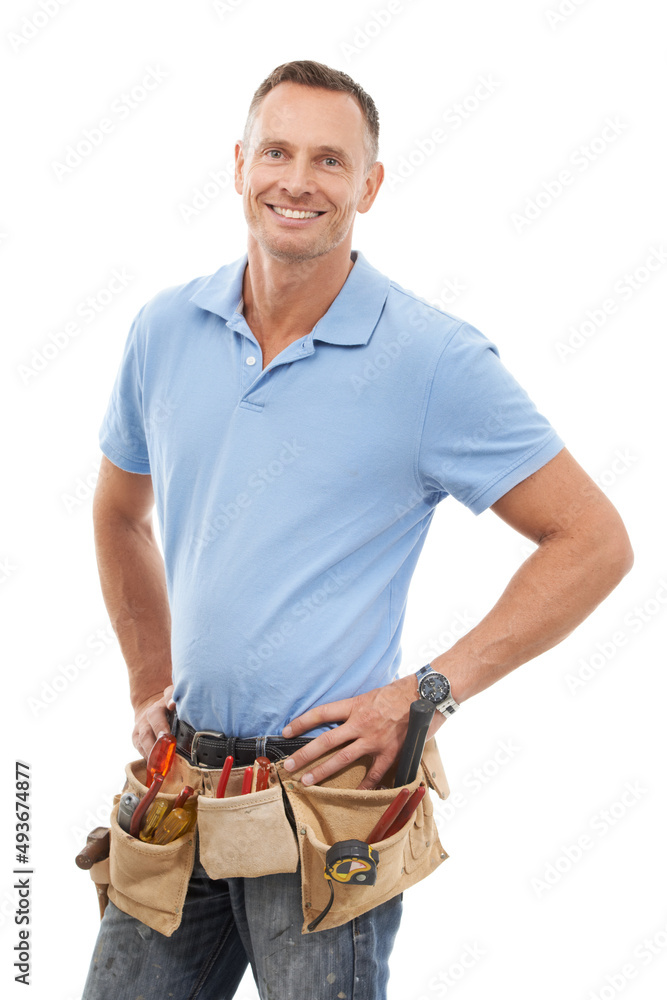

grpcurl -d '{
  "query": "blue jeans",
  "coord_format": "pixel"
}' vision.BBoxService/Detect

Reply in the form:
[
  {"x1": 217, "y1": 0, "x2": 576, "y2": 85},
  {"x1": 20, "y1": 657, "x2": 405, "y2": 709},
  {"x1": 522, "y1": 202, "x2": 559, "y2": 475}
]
[{"x1": 81, "y1": 843, "x2": 403, "y2": 999}]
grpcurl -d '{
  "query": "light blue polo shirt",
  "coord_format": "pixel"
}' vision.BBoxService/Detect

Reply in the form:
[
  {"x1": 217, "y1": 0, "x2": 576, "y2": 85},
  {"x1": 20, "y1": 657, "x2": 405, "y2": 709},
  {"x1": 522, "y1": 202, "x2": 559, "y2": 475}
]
[{"x1": 99, "y1": 250, "x2": 564, "y2": 737}]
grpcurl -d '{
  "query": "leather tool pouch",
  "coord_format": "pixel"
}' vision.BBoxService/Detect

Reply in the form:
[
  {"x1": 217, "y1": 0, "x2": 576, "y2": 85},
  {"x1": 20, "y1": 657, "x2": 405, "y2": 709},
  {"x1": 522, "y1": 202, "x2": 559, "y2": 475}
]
[
  {"x1": 196, "y1": 764, "x2": 299, "y2": 879},
  {"x1": 277, "y1": 737, "x2": 450, "y2": 934},
  {"x1": 95, "y1": 738, "x2": 449, "y2": 937},
  {"x1": 104, "y1": 757, "x2": 199, "y2": 937}
]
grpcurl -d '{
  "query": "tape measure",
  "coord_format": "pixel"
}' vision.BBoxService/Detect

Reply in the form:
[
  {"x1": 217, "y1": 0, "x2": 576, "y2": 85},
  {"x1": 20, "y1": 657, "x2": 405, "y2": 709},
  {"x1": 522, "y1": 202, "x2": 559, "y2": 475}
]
[
  {"x1": 307, "y1": 840, "x2": 380, "y2": 932},
  {"x1": 324, "y1": 840, "x2": 379, "y2": 885}
]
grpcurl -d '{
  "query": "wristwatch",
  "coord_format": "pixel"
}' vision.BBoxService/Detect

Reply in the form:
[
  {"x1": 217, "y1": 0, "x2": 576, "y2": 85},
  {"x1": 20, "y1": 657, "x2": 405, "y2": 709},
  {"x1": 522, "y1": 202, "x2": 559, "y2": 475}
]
[{"x1": 415, "y1": 664, "x2": 459, "y2": 717}]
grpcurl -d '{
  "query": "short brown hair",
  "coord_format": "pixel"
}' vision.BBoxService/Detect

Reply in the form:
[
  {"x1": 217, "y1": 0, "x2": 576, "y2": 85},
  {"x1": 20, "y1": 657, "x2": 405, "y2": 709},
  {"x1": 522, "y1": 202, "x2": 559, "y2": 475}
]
[{"x1": 243, "y1": 60, "x2": 380, "y2": 168}]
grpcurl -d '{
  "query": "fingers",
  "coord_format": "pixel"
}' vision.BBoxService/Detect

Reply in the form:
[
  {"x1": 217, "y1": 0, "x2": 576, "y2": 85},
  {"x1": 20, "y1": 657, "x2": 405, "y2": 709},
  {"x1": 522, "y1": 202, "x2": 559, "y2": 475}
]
[
  {"x1": 290, "y1": 738, "x2": 370, "y2": 787},
  {"x1": 356, "y1": 755, "x2": 394, "y2": 791},
  {"x1": 282, "y1": 697, "x2": 354, "y2": 738},
  {"x1": 132, "y1": 692, "x2": 172, "y2": 759},
  {"x1": 163, "y1": 683, "x2": 175, "y2": 710},
  {"x1": 282, "y1": 684, "x2": 413, "y2": 786},
  {"x1": 132, "y1": 722, "x2": 155, "y2": 761},
  {"x1": 287, "y1": 740, "x2": 395, "y2": 790},
  {"x1": 282, "y1": 720, "x2": 400, "y2": 789},
  {"x1": 145, "y1": 699, "x2": 172, "y2": 740},
  {"x1": 282, "y1": 725, "x2": 348, "y2": 775}
]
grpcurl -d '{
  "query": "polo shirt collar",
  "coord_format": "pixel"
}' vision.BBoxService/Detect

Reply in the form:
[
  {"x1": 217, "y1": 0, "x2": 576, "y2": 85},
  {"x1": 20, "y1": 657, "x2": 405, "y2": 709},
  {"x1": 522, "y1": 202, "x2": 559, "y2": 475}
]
[{"x1": 188, "y1": 250, "x2": 390, "y2": 347}]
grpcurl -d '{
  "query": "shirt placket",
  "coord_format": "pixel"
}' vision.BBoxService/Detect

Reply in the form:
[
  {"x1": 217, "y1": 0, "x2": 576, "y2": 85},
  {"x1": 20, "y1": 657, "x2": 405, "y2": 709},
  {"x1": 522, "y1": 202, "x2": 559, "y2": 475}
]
[{"x1": 226, "y1": 311, "x2": 315, "y2": 408}]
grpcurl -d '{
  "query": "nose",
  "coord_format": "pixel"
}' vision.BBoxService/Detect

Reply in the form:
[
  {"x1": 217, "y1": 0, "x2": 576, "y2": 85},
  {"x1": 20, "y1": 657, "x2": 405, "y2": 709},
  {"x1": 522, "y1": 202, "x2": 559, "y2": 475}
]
[{"x1": 279, "y1": 154, "x2": 317, "y2": 198}]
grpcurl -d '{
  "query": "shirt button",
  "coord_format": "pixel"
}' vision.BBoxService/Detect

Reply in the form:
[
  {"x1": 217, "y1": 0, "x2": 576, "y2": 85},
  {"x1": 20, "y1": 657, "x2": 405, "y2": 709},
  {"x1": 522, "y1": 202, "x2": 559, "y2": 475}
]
[{"x1": 245, "y1": 356, "x2": 256, "y2": 366}]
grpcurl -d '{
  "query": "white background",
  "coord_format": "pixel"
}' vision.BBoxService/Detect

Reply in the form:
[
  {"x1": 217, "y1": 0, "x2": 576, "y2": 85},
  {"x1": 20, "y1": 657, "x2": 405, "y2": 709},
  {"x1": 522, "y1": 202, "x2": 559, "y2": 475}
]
[{"x1": 3, "y1": 1, "x2": 666, "y2": 998}]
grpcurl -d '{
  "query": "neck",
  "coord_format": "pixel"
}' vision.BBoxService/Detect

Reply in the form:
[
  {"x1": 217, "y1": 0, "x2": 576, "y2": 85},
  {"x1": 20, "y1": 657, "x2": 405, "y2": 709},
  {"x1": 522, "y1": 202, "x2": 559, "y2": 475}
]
[{"x1": 242, "y1": 238, "x2": 355, "y2": 344}]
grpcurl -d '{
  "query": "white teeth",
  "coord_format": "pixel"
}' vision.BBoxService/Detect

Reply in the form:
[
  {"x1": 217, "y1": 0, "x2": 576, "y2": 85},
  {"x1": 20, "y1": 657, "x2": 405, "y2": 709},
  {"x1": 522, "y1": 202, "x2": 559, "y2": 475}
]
[{"x1": 272, "y1": 206, "x2": 320, "y2": 219}]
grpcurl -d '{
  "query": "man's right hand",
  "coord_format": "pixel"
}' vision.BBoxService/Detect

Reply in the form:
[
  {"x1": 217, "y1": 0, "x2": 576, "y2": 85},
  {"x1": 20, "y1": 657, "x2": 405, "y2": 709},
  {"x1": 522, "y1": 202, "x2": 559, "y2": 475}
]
[{"x1": 132, "y1": 684, "x2": 176, "y2": 759}]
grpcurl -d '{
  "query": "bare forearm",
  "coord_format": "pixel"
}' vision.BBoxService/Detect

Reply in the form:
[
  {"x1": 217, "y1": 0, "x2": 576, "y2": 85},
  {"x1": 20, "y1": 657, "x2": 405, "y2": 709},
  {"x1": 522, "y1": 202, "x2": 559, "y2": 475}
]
[
  {"x1": 283, "y1": 451, "x2": 634, "y2": 788},
  {"x1": 431, "y1": 524, "x2": 633, "y2": 703},
  {"x1": 94, "y1": 513, "x2": 172, "y2": 712}
]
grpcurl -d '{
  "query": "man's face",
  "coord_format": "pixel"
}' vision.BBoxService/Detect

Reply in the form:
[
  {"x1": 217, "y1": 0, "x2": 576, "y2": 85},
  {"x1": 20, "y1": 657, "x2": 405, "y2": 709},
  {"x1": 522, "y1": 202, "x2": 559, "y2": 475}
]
[{"x1": 235, "y1": 82, "x2": 383, "y2": 264}]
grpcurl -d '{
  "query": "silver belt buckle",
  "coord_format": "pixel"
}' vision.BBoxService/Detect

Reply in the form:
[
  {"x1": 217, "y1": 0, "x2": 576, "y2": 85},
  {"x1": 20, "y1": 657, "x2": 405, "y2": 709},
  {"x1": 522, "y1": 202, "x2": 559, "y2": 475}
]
[{"x1": 190, "y1": 729, "x2": 226, "y2": 768}]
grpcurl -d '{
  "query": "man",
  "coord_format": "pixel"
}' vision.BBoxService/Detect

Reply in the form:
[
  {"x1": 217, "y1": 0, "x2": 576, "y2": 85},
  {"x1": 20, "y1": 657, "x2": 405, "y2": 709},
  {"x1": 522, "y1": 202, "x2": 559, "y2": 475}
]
[{"x1": 82, "y1": 60, "x2": 632, "y2": 999}]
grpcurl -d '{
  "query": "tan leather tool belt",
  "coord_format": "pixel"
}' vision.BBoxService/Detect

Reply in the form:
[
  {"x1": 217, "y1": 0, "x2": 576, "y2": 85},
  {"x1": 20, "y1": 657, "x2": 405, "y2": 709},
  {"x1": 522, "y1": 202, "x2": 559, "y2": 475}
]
[{"x1": 88, "y1": 739, "x2": 450, "y2": 936}]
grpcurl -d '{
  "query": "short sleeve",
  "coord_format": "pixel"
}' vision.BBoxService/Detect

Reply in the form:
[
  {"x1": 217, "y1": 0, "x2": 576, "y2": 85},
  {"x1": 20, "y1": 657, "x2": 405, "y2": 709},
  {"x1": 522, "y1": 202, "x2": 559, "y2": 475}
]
[
  {"x1": 417, "y1": 321, "x2": 564, "y2": 514},
  {"x1": 98, "y1": 306, "x2": 151, "y2": 474}
]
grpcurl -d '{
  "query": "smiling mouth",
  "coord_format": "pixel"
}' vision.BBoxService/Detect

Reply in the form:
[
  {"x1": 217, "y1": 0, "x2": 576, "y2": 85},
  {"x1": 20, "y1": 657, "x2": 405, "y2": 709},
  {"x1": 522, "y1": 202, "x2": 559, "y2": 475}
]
[{"x1": 269, "y1": 205, "x2": 325, "y2": 220}]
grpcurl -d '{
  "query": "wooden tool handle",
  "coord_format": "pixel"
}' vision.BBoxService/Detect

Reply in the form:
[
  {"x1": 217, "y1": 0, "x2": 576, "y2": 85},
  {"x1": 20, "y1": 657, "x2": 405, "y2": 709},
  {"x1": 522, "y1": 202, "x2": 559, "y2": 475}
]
[{"x1": 75, "y1": 827, "x2": 111, "y2": 870}]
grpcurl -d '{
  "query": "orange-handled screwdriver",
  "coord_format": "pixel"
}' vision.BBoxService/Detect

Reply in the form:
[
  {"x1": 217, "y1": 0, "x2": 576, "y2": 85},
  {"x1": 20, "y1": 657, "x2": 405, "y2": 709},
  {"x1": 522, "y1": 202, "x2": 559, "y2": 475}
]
[{"x1": 147, "y1": 733, "x2": 176, "y2": 785}]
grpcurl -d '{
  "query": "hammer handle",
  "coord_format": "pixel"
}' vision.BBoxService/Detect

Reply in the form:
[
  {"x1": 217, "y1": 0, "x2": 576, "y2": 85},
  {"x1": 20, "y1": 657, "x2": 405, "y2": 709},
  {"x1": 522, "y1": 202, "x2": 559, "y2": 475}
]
[
  {"x1": 75, "y1": 827, "x2": 111, "y2": 870},
  {"x1": 393, "y1": 699, "x2": 436, "y2": 787}
]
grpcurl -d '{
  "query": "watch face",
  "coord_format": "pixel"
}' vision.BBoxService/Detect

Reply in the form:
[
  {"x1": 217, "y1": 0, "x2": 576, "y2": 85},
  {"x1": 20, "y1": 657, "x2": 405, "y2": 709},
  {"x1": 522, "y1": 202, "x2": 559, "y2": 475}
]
[{"x1": 419, "y1": 672, "x2": 451, "y2": 704}]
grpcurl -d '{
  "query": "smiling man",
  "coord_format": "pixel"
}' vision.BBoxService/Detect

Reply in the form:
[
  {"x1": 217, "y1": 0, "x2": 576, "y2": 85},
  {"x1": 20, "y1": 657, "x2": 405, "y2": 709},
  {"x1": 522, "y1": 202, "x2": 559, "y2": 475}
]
[{"x1": 82, "y1": 61, "x2": 632, "y2": 1000}]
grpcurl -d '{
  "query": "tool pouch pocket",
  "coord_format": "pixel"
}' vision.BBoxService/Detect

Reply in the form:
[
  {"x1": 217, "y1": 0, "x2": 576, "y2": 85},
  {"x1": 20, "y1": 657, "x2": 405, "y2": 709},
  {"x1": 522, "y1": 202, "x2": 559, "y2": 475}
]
[
  {"x1": 105, "y1": 761, "x2": 198, "y2": 937},
  {"x1": 278, "y1": 737, "x2": 450, "y2": 934},
  {"x1": 197, "y1": 764, "x2": 299, "y2": 879}
]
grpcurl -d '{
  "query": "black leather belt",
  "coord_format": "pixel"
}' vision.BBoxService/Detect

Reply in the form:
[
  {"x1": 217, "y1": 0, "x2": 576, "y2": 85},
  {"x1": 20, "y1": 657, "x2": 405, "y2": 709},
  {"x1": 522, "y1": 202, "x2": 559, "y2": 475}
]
[{"x1": 170, "y1": 714, "x2": 313, "y2": 769}]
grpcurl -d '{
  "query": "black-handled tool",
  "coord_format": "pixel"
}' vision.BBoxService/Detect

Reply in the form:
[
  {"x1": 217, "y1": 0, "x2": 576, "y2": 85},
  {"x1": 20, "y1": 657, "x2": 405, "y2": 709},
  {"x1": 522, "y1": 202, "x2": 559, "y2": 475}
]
[{"x1": 393, "y1": 698, "x2": 436, "y2": 787}]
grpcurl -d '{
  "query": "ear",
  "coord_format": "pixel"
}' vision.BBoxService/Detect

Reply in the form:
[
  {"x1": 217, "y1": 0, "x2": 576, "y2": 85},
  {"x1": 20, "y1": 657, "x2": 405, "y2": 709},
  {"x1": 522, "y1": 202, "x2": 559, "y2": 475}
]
[
  {"x1": 234, "y1": 141, "x2": 245, "y2": 195},
  {"x1": 357, "y1": 161, "x2": 385, "y2": 215}
]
